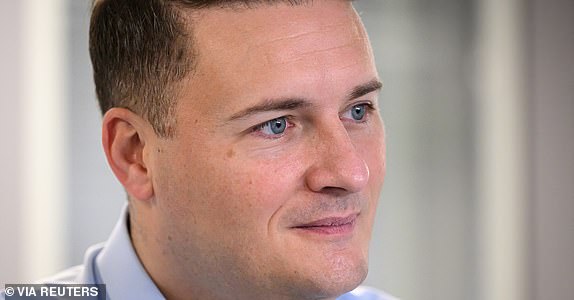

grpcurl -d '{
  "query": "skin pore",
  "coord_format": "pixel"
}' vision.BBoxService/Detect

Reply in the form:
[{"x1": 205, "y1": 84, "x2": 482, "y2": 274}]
[{"x1": 102, "y1": 1, "x2": 386, "y2": 300}]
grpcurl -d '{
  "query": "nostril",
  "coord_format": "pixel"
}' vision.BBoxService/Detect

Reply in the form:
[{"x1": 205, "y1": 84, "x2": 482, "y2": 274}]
[{"x1": 319, "y1": 186, "x2": 349, "y2": 196}]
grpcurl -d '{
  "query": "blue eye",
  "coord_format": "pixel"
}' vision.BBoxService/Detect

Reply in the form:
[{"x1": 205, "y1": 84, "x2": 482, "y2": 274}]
[
  {"x1": 259, "y1": 117, "x2": 288, "y2": 135},
  {"x1": 351, "y1": 104, "x2": 367, "y2": 121}
]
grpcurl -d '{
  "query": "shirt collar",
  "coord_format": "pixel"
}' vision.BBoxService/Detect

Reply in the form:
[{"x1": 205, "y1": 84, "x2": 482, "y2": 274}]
[{"x1": 95, "y1": 204, "x2": 165, "y2": 300}]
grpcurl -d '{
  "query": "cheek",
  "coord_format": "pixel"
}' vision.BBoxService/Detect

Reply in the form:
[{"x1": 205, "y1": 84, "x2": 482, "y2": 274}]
[
  {"x1": 200, "y1": 151, "x2": 304, "y2": 229},
  {"x1": 358, "y1": 124, "x2": 386, "y2": 185},
  {"x1": 372, "y1": 138, "x2": 386, "y2": 185},
  {"x1": 357, "y1": 124, "x2": 386, "y2": 218}
]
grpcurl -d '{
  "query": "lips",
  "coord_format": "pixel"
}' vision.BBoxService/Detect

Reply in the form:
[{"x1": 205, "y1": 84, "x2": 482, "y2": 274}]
[{"x1": 292, "y1": 213, "x2": 359, "y2": 235}]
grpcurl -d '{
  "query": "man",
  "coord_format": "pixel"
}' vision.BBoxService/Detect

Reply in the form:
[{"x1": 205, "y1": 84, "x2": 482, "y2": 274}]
[{"x1": 3, "y1": 0, "x2": 393, "y2": 299}]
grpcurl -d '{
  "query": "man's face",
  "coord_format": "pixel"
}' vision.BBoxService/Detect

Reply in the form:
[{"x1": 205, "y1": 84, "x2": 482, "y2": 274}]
[{"x1": 151, "y1": 1, "x2": 385, "y2": 299}]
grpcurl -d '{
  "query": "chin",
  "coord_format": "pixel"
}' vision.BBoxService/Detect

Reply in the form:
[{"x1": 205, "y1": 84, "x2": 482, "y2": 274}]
[
  {"x1": 271, "y1": 229, "x2": 371, "y2": 298},
  {"x1": 325, "y1": 240, "x2": 370, "y2": 289},
  {"x1": 290, "y1": 254, "x2": 369, "y2": 299},
  {"x1": 325, "y1": 259, "x2": 368, "y2": 295}
]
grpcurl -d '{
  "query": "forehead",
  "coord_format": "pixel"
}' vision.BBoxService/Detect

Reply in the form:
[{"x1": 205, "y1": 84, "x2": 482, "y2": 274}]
[{"x1": 182, "y1": 1, "x2": 376, "y2": 112}]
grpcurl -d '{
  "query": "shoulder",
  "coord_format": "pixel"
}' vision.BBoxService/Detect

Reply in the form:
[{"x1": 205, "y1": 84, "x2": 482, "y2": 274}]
[
  {"x1": 38, "y1": 242, "x2": 104, "y2": 285},
  {"x1": 1, "y1": 266, "x2": 83, "y2": 300},
  {"x1": 338, "y1": 286, "x2": 400, "y2": 300},
  {"x1": 1, "y1": 262, "x2": 94, "y2": 299},
  {"x1": 36, "y1": 265, "x2": 85, "y2": 284},
  {"x1": 1, "y1": 243, "x2": 105, "y2": 299}
]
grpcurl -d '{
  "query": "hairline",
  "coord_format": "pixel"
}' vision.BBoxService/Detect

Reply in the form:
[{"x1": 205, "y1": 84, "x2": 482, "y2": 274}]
[
  {"x1": 91, "y1": 0, "x2": 355, "y2": 139},
  {"x1": 168, "y1": 0, "x2": 358, "y2": 133}
]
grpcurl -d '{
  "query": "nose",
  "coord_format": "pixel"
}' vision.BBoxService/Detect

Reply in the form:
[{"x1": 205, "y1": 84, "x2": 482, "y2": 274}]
[{"x1": 304, "y1": 123, "x2": 370, "y2": 194}]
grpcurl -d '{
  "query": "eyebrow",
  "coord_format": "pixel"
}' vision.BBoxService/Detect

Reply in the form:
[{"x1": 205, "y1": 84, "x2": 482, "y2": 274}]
[
  {"x1": 228, "y1": 98, "x2": 312, "y2": 121},
  {"x1": 227, "y1": 79, "x2": 383, "y2": 121},
  {"x1": 348, "y1": 79, "x2": 383, "y2": 100}
]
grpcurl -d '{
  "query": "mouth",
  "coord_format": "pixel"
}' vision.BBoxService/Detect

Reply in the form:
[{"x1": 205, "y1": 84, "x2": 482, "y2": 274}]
[{"x1": 291, "y1": 213, "x2": 359, "y2": 236}]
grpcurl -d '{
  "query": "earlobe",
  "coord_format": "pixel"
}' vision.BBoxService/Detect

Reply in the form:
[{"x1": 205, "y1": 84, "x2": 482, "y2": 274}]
[{"x1": 102, "y1": 108, "x2": 155, "y2": 201}]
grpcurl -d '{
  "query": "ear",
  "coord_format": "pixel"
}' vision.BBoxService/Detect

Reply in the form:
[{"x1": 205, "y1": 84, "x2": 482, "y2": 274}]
[{"x1": 102, "y1": 108, "x2": 155, "y2": 201}]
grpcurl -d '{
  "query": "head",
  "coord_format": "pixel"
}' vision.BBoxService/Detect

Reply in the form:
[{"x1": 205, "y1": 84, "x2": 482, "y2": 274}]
[{"x1": 93, "y1": 0, "x2": 386, "y2": 299}]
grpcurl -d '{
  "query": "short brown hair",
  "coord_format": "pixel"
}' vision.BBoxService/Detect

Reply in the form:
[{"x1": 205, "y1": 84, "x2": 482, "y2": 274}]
[{"x1": 89, "y1": 0, "x2": 313, "y2": 137}]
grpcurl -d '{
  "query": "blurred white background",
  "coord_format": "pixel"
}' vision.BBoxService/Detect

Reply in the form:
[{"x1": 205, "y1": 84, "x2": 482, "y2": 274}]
[{"x1": 1, "y1": 0, "x2": 572, "y2": 299}]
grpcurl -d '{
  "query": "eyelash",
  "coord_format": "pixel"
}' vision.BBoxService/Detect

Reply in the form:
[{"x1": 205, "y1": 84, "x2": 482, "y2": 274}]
[
  {"x1": 342, "y1": 102, "x2": 376, "y2": 123},
  {"x1": 251, "y1": 116, "x2": 294, "y2": 139},
  {"x1": 251, "y1": 102, "x2": 376, "y2": 139}
]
